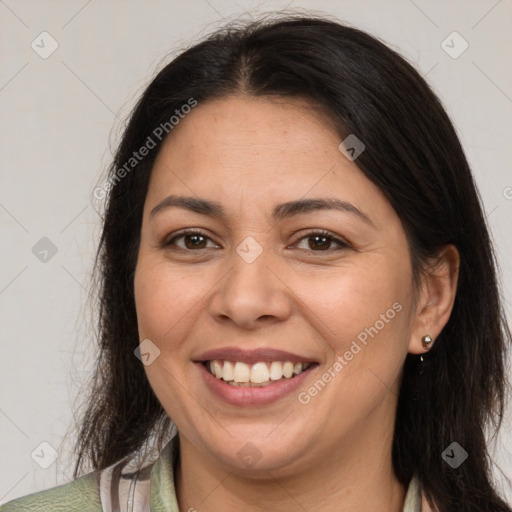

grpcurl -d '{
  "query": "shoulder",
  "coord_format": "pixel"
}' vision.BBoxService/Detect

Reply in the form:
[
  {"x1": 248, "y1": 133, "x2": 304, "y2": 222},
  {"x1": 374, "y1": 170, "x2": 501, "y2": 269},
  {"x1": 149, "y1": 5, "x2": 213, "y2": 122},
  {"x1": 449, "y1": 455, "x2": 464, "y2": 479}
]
[
  {"x1": 0, "y1": 437, "x2": 179, "y2": 512},
  {"x1": 0, "y1": 471, "x2": 102, "y2": 512}
]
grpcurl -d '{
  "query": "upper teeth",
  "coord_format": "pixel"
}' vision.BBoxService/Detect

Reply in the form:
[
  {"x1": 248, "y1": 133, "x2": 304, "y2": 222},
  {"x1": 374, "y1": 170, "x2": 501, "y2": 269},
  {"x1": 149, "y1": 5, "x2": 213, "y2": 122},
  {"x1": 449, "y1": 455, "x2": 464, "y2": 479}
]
[{"x1": 207, "y1": 360, "x2": 310, "y2": 384}]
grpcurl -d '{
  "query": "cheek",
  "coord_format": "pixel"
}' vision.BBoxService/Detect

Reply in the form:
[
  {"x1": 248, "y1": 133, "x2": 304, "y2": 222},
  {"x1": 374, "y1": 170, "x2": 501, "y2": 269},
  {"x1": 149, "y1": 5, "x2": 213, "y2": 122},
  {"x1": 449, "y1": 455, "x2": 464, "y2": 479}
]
[
  {"x1": 134, "y1": 259, "x2": 205, "y2": 417},
  {"x1": 301, "y1": 266, "x2": 411, "y2": 425},
  {"x1": 315, "y1": 263, "x2": 405, "y2": 324},
  {"x1": 133, "y1": 259, "x2": 198, "y2": 346},
  {"x1": 306, "y1": 258, "x2": 412, "y2": 368}
]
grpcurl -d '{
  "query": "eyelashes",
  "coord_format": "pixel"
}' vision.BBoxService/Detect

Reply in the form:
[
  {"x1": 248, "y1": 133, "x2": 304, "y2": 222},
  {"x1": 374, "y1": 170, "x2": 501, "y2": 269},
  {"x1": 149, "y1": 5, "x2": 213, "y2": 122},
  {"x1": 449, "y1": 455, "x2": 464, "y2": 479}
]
[
  {"x1": 163, "y1": 229, "x2": 217, "y2": 251},
  {"x1": 162, "y1": 228, "x2": 351, "y2": 253},
  {"x1": 294, "y1": 230, "x2": 350, "y2": 252}
]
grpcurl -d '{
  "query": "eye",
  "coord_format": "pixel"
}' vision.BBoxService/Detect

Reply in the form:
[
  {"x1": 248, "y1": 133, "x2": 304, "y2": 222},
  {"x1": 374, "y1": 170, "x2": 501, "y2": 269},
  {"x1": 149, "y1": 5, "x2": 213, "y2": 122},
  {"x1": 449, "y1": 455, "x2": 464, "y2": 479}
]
[
  {"x1": 163, "y1": 229, "x2": 350, "y2": 253},
  {"x1": 294, "y1": 230, "x2": 349, "y2": 252},
  {"x1": 164, "y1": 229, "x2": 219, "y2": 250}
]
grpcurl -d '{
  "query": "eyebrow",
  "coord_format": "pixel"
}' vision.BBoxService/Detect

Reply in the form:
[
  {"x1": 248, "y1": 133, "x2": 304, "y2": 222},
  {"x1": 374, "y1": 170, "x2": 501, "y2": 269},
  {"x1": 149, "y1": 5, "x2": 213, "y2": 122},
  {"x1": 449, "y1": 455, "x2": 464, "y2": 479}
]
[{"x1": 150, "y1": 195, "x2": 375, "y2": 227}]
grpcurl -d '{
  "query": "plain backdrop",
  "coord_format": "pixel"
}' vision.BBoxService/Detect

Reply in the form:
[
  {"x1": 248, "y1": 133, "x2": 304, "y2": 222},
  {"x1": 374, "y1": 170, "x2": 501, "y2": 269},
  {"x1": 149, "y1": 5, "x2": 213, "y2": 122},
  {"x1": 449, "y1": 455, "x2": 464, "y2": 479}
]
[{"x1": 1, "y1": 0, "x2": 511, "y2": 504}]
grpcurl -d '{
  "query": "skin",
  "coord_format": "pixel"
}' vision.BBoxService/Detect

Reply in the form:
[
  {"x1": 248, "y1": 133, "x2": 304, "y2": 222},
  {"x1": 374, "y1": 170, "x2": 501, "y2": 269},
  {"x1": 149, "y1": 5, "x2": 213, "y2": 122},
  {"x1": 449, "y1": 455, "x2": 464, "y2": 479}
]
[{"x1": 134, "y1": 95, "x2": 459, "y2": 511}]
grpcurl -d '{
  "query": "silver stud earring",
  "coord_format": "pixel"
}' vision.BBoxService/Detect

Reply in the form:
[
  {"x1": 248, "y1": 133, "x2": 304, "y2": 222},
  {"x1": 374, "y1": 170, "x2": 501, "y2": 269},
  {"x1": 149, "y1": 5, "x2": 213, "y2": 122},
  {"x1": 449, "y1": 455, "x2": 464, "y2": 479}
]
[{"x1": 421, "y1": 335, "x2": 434, "y2": 350}]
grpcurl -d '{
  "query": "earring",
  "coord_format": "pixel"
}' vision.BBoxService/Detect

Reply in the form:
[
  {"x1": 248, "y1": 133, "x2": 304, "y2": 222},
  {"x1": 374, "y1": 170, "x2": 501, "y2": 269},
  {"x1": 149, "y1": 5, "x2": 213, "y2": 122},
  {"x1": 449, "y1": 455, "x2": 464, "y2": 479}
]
[
  {"x1": 421, "y1": 335, "x2": 434, "y2": 350},
  {"x1": 419, "y1": 335, "x2": 434, "y2": 375}
]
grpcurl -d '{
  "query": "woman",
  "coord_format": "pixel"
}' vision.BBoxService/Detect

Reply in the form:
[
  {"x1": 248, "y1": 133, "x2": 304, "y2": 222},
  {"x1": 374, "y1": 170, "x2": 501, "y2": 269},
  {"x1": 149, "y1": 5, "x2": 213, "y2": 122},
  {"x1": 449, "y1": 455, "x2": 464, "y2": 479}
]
[{"x1": 2, "y1": 14, "x2": 510, "y2": 512}]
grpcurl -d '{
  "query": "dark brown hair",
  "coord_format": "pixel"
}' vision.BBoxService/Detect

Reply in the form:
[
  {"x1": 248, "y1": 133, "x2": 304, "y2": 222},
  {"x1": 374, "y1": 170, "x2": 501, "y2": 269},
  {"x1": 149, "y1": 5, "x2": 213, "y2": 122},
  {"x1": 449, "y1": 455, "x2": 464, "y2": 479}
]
[{"x1": 75, "y1": 15, "x2": 512, "y2": 511}]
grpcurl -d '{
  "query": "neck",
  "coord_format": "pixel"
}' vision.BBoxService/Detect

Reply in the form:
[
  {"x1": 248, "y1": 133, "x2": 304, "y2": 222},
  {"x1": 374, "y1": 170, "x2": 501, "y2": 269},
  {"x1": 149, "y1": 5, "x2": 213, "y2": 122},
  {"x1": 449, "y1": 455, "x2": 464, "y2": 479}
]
[{"x1": 175, "y1": 424, "x2": 406, "y2": 511}]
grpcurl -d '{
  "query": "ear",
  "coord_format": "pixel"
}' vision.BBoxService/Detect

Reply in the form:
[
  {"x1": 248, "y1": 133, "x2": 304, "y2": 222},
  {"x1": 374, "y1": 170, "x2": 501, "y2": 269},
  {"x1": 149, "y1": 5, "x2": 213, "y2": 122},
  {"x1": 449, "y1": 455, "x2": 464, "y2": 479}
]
[{"x1": 408, "y1": 244, "x2": 460, "y2": 355}]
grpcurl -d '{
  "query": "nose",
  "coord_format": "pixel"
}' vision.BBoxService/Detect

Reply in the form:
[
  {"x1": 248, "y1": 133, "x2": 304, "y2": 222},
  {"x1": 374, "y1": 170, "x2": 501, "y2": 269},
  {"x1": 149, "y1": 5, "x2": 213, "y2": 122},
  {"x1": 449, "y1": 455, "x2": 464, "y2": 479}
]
[{"x1": 208, "y1": 247, "x2": 292, "y2": 330}]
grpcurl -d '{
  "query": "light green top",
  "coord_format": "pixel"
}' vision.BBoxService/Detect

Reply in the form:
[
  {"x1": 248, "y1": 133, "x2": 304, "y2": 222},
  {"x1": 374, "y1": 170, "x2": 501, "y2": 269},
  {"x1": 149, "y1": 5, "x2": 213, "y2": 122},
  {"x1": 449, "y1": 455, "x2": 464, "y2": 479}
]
[{"x1": 0, "y1": 436, "x2": 422, "y2": 511}]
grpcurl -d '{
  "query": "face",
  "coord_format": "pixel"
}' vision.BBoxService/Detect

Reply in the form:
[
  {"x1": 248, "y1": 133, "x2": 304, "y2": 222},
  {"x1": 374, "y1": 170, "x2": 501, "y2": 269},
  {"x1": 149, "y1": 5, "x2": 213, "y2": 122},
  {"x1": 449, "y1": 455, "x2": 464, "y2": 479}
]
[{"x1": 134, "y1": 95, "x2": 418, "y2": 476}]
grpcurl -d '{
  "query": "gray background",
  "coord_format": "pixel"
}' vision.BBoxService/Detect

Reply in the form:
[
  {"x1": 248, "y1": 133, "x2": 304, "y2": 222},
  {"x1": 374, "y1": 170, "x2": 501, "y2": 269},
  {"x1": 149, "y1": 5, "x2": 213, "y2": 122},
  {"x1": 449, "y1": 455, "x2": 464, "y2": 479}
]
[{"x1": 1, "y1": 0, "x2": 511, "y2": 504}]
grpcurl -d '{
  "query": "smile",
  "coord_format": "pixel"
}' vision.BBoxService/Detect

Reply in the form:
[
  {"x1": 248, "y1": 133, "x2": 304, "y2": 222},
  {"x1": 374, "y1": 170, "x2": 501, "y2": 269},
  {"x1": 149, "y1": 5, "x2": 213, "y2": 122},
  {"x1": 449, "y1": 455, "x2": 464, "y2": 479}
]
[{"x1": 204, "y1": 360, "x2": 313, "y2": 387}]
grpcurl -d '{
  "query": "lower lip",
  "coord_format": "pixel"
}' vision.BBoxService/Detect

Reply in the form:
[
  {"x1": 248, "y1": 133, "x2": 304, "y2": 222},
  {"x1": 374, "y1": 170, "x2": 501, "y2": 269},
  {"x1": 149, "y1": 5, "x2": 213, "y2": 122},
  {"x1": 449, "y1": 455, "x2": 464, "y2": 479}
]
[{"x1": 196, "y1": 362, "x2": 317, "y2": 406}]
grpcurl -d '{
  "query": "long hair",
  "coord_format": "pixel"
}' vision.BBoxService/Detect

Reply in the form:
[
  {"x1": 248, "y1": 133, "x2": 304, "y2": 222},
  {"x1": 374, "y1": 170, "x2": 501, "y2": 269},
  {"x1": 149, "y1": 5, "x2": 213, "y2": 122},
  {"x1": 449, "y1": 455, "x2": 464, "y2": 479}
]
[{"x1": 75, "y1": 15, "x2": 512, "y2": 511}]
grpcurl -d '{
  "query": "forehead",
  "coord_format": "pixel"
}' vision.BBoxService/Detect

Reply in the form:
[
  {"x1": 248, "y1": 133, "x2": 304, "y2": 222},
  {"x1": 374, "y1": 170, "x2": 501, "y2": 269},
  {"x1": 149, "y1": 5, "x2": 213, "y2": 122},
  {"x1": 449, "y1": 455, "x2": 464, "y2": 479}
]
[
  {"x1": 146, "y1": 95, "x2": 392, "y2": 225},
  {"x1": 158, "y1": 95, "x2": 338, "y2": 163}
]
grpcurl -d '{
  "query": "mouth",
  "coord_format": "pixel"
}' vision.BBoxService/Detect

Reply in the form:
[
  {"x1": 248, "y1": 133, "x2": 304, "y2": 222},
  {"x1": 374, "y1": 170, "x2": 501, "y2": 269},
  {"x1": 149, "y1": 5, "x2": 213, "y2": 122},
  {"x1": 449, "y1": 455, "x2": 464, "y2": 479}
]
[
  {"x1": 203, "y1": 360, "x2": 314, "y2": 387},
  {"x1": 194, "y1": 347, "x2": 319, "y2": 406}
]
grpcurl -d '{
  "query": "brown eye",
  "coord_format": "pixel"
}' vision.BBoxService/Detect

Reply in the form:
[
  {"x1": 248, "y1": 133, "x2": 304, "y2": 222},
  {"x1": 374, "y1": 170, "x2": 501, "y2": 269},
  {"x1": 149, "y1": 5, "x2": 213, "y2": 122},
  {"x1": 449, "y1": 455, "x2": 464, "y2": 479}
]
[
  {"x1": 308, "y1": 234, "x2": 331, "y2": 251},
  {"x1": 164, "y1": 230, "x2": 218, "y2": 250},
  {"x1": 183, "y1": 233, "x2": 208, "y2": 249},
  {"x1": 295, "y1": 230, "x2": 349, "y2": 252}
]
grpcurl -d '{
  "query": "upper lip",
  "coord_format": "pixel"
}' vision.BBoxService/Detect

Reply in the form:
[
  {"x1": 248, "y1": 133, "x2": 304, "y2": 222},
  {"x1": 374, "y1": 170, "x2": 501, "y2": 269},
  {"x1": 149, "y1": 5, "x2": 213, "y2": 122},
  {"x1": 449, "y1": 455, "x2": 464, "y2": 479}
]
[{"x1": 195, "y1": 347, "x2": 317, "y2": 365}]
